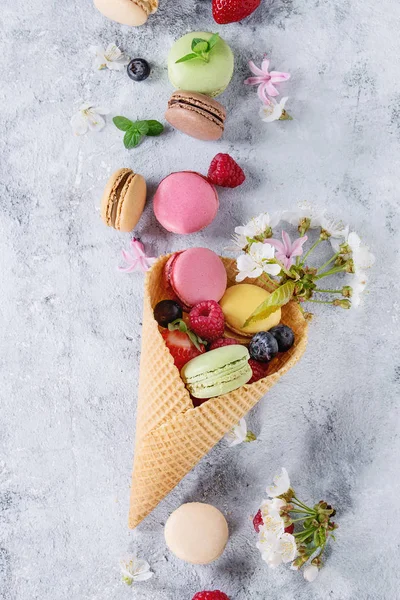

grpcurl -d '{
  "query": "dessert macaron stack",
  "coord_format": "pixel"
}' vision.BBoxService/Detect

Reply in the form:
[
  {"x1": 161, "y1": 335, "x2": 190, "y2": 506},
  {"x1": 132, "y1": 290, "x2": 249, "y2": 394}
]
[{"x1": 129, "y1": 252, "x2": 308, "y2": 528}]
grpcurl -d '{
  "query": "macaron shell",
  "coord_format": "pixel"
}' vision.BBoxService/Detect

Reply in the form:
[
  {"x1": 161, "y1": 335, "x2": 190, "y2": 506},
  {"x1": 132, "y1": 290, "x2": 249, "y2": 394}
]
[
  {"x1": 116, "y1": 173, "x2": 147, "y2": 232},
  {"x1": 164, "y1": 503, "x2": 229, "y2": 564},
  {"x1": 168, "y1": 32, "x2": 234, "y2": 97},
  {"x1": 100, "y1": 168, "x2": 131, "y2": 227},
  {"x1": 220, "y1": 284, "x2": 282, "y2": 335},
  {"x1": 189, "y1": 365, "x2": 253, "y2": 399},
  {"x1": 166, "y1": 91, "x2": 225, "y2": 141},
  {"x1": 171, "y1": 248, "x2": 227, "y2": 308},
  {"x1": 93, "y1": 0, "x2": 151, "y2": 25},
  {"x1": 153, "y1": 172, "x2": 219, "y2": 234}
]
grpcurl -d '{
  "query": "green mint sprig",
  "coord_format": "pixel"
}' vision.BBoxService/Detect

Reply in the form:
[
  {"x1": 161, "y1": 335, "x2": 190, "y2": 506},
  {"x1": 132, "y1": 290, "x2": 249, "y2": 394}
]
[
  {"x1": 113, "y1": 116, "x2": 164, "y2": 149},
  {"x1": 176, "y1": 33, "x2": 220, "y2": 64}
]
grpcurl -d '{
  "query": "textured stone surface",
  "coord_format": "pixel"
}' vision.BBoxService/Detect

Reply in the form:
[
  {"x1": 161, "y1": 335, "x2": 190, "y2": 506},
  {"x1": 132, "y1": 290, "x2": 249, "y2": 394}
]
[{"x1": 1, "y1": 1, "x2": 400, "y2": 599}]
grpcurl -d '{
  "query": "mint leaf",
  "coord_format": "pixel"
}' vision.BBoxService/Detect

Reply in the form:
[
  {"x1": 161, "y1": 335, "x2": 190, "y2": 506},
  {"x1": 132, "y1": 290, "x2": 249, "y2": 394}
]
[
  {"x1": 192, "y1": 41, "x2": 209, "y2": 54},
  {"x1": 207, "y1": 33, "x2": 220, "y2": 50},
  {"x1": 146, "y1": 120, "x2": 164, "y2": 136},
  {"x1": 133, "y1": 120, "x2": 149, "y2": 136},
  {"x1": 191, "y1": 37, "x2": 207, "y2": 50},
  {"x1": 175, "y1": 53, "x2": 199, "y2": 64},
  {"x1": 113, "y1": 116, "x2": 133, "y2": 131},
  {"x1": 123, "y1": 129, "x2": 142, "y2": 149},
  {"x1": 244, "y1": 281, "x2": 296, "y2": 326}
]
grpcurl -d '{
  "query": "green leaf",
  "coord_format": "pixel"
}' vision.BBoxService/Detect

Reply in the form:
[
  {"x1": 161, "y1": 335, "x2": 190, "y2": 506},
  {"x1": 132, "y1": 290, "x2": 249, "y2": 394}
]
[
  {"x1": 175, "y1": 53, "x2": 200, "y2": 64},
  {"x1": 132, "y1": 120, "x2": 149, "y2": 136},
  {"x1": 207, "y1": 33, "x2": 220, "y2": 50},
  {"x1": 191, "y1": 37, "x2": 208, "y2": 50},
  {"x1": 113, "y1": 116, "x2": 133, "y2": 131},
  {"x1": 123, "y1": 129, "x2": 142, "y2": 149},
  {"x1": 244, "y1": 280, "x2": 296, "y2": 326},
  {"x1": 146, "y1": 120, "x2": 164, "y2": 136},
  {"x1": 192, "y1": 41, "x2": 209, "y2": 54}
]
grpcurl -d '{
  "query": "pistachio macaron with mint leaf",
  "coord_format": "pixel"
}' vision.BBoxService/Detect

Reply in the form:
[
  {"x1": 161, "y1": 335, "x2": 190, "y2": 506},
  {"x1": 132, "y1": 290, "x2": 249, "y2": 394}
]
[{"x1": 168, "y1": 32, "x2": 234, "y2": 97}]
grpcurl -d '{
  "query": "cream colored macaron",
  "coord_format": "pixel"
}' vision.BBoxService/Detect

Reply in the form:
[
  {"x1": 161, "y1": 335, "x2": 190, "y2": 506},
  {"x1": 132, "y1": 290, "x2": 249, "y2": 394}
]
[
  {"x1": 100, "y1": 168, "x2": 147, "y2": 232},
  {"x1": 93, "y1": 0, "x2": 158, "y2": 26},
  {"x1": 164, "y1": 503, "x2": 229, "y2": 564}
]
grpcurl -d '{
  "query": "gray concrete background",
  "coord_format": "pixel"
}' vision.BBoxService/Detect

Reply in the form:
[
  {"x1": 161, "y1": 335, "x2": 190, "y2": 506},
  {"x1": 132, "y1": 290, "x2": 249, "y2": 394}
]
[{"x1": 1, "y1": 0, "x2": 400, "y2": 598}]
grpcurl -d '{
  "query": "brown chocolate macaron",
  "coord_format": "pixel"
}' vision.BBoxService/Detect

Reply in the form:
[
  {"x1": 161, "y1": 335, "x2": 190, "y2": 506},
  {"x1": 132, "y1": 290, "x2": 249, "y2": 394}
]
[
  {"x1": 100, "y1": 168, "x2": 147, "y2": 232},
  {"x1": 165, "y1": 90, "x2": 226, "y2": 141}
]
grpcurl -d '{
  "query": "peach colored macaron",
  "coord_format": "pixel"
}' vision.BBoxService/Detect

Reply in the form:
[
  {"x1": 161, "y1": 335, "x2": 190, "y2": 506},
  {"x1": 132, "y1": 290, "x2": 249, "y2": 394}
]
[
  {"x1": 165, "y1": 91, "x2": 226, "y2": 141},
  {"x1": 153, "y1": 171, "x2": 218, "y2": 234},
  {"x1": 100, "y1": 168, "x2": 147, "y2": 232}
]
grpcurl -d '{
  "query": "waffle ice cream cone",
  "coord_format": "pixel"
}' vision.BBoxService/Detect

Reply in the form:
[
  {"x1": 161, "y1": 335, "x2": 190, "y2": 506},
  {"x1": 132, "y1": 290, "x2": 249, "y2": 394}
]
[{"x1": 129, "y1": 255, "x2": 308, "y2": 528}]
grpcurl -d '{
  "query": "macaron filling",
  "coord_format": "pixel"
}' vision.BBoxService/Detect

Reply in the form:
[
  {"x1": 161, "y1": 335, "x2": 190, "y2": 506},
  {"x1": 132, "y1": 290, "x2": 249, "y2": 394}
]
[
  {"x1": 168, "y1": 98, "x2": 225, "y2": 125},
  {"x1": 107, "y1": 170, "x2": 133, "y2": 227}
]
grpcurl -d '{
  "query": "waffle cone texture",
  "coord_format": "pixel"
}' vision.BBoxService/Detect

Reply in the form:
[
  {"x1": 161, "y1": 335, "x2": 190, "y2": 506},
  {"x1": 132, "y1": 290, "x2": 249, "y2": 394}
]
[{"x1": 129, "y1": 255, "x2": 308, "y2": 528}]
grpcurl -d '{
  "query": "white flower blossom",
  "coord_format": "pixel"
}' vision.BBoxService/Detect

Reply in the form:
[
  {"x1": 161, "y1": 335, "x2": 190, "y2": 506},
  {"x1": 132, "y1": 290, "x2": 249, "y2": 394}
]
[
  {"x1": 258, "y1": 515, "x2": 285, "y2": 538},
  {"x1": 236, "y1": 242, "x2": 281, "y2": 282},
  {"x1": 71, "y1": 103, "x2": 109, "y2": 135},
  {"x1": 259, "y1": 97, "x2": 290, "y2": 123},
  {"x1": 120, "y1": 556, "x2": 153, "y2": 586},
  {"x1": 257, "y1": 531, "x2": 297, "y2": 568},
  {"x1": 319, "y1": 216, "x2": 348, "y2": 239},
  {"x1": 349, "y1": 272, "x2": 368, "y2": 308},
  {"x1": 225, "y1": 418, "x2": 248, "y2": 446},
  {"x1": 260, "y1": 497, "x2": 286, "y2": 519},
  {"x1": 347, "y1": 232, "x2": 375, "y2": 271},
  {"x1": 235, "y1": 212, "x2": 281, "y2": 243},
  {"x1": 266, "y1": 467, "x2": 290, "y2": 498},
  {"x1": 90, "y1": 43, "x2": 130, "y2": 71},
  {"x1": 282, "y1": 204, "x2": 324, "y2": 229},
  {"x1": 303, "y1": 563, "x2": 319, "y2": 582}
]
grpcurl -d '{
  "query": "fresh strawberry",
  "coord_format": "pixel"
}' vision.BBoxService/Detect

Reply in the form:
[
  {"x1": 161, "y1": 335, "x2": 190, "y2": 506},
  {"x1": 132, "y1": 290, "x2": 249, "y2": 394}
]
[
  {"x1": 162, "y1": 320, "x2": 205, "y2": 370},
  {"x1": 192, "y1": 592, "x2": 230, "y2": 600},
  {"x1": 207, "y1": 153, "x2": 245, "y2": 188},
  {"x1": 253, "y1": 509, "x2": 263, "y2": 532},
  {"x1": 248, "y1": 359, "x2": 268, "y2": 384},
  {"x1": 209, "y1": 337, "x2": 240, "y2": 351},
  {"x1": 189, "y1": 301, "x2": 225, "y2": 342},
  {"x1": 212, "y1": 0, "x2": 261, "y2": 24}
]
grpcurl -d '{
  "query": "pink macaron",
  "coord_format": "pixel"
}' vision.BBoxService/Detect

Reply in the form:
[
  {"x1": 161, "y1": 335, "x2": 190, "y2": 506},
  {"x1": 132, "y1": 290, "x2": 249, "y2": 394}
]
[
  {"x1": 153, "y1": 171, "x2": 219, "y2": 234},
  {"x1": 164, "y1": 248, "x2": 227, "y2": 309}
]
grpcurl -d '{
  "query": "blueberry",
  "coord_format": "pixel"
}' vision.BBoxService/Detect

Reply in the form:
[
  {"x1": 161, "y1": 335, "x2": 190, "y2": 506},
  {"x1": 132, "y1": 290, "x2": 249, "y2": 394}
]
[
  {"x1": 269, "y1": 325, "x2": 295, "y2": 352},
  {"x1": 154, "y1": 300, "x2": 182, "y2": 328},
  {"x1": 127, "y1": 58, "x2": 150, "y2": 82},
  {"x1": 249, "y1": 332, "x2": 279, "y2": 363}
]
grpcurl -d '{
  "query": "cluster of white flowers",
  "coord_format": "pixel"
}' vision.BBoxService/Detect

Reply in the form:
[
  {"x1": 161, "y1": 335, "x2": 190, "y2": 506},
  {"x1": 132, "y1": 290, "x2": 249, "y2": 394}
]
[
  {"x1": 234, "y1": 206, "x2": 375, "y2": 307},
  {"x1": 256, "y1": 469, "x2": 298, "y2": 568}
]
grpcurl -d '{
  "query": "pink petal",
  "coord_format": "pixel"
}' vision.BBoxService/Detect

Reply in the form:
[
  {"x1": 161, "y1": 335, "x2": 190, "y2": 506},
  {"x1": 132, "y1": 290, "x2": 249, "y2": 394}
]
[
  {"x1": 290, "y1": 235, "x2": 308, "y2": 255},
  {"x1": 261, "y1": 58, "x2": 270, "y2": 73},
  {"x1": 121, "y1": 249, "x2": 134, "y2": 263},
  {"x1": 281, "y1": 231, "x2": 292, "y2": 255},
  {"x1": 264, "y1": 82, "x2": 279, "y2": 97},
  {"x1": 267, "y1": 239, "x2": 286, "y2": 255},
  {"x1": 257, "y1": 83, "x2": 271, "y2": 103},
  {"x1": 118, "y1": 261, "x2": 139, "y2": 273},
  {"x1": 244, "y1": 76, "x2": 267, "y2": 86},
  {"x1": 248, "y1": 60, "x2": 265, "y2": 77},
  {"x1": 270, "y1": 71, "x2": 291, "y2": 83},
  {"x1": 283, "y1": 256, "x2": 293, "y2": 270}
]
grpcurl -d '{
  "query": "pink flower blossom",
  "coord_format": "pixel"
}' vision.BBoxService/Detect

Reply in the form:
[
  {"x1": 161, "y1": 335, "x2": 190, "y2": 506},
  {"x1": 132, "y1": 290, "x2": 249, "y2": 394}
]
[
  {"x1": 267, "y1": 231, "x2": 308, "y2": 270},
  {"x1": 118, "y1": 238, "x2": 156, "y2": 274},
  {"x1": 244, "y1": 56, "x2": 290, "y2": 104}
]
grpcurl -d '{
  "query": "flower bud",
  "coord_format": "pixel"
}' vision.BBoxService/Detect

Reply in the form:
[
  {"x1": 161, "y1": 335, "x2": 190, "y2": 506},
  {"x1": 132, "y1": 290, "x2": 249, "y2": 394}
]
[
  {"x1": 298, "y1": 217, "x2": 311, "y2": 235},
  {"x1": 333, "y1": 299, "x2": 351, "y2": 309},
  {"x1": 335, "y1": 255, "x2": 346, "y2": 266},
  {"x1": 320, "y1": 228, "x2": 331, "y2": 240},
  {"x1": 303, "y1": 564, "x2": 319, "y2": 582},
  {"x1": 344, "y1": 259, "x2": 355, "y2": 273},
  {"x1": 339, "y1": 242, "x2": 351, "y2": 254},
  {"x1": 311, "y1": 557, "x2": 322, "y2": 567},
  {"x1": 342, "y1": 285, "x2": 352, "y2": 297}
]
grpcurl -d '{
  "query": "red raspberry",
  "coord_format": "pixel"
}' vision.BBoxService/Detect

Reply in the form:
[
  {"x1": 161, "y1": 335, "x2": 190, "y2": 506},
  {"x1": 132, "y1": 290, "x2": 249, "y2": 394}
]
[
  {"x1": 189, "y1": 301, "x2": 225, "y2": 342},
  {"x1": 209, "y1": 337, "x2": 240, "y2": 351},
  {"x1": 253, "y1": 509, "x2": 264, "y2": 532},
  {"x1": 248, "y1": 359, "x2": 268, "y2": 384},
  {"x1": 192, "y1": 593, "x2": 230, "y2": 600},
  {"x1": 207, "y1": 153, "x2": 245, "y2": 188}
]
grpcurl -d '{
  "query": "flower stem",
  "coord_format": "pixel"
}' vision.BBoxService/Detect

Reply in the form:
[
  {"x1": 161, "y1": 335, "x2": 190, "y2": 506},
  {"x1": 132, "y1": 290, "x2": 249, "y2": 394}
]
[
  {"x1": 290, "y1": 517, "x2": 309, "y2": 523},
  {"x1": 317, "y1": 252, "x2": 339, "y2": 273},
  {"x1": 261, "y1": 273, "x2": 279, "y2": 289},
  {"x1": 314, "y1": 288, "x2": 342, "y2": 294},
  {"x1": 306, "y1": 299, "x2": 335, "y2": 305},
  {"x1": 300, "y1": 238, "x2": 322, "y2": 265},
  {"x1": 315, "y1": 265, "x2": 346, "y2": 280},
  {"x1": 292, "y1": 496, "x2": 314, "y2": 512}
]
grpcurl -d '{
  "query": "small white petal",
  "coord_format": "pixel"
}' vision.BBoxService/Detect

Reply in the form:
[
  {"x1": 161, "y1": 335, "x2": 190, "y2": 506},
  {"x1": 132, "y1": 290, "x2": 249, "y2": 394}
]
[
  {"x1": 70, "y1": 112, "x2": 88, "y2": 136},
  {"x1": 278, "y1": 533, "x2": 297, "y2": 563},
  {"x1": 303, "y1": 564, "x2": 319, "y2": 582},
  {"x1": 266, "y1": 467, "x2": 290, "y2": 498}
]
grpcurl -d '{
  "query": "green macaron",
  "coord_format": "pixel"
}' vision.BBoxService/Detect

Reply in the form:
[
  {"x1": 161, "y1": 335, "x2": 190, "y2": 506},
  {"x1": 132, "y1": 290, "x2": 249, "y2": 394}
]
[
  {"x1": 181, "y1": 345, "x2": 252, "y2": 399},
  {"x1": 168, "y1": 32, "x2": 234, "y2": 97}
]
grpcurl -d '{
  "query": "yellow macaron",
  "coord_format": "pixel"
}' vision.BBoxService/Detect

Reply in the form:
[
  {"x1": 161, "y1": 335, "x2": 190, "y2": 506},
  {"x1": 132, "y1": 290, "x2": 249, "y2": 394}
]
[
  {"x1": 219, "y1": 284, "x2": 281, "y2": 337},
  {"x1": 100, "y1": 168, "x2": 147, "y2": 232}
]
